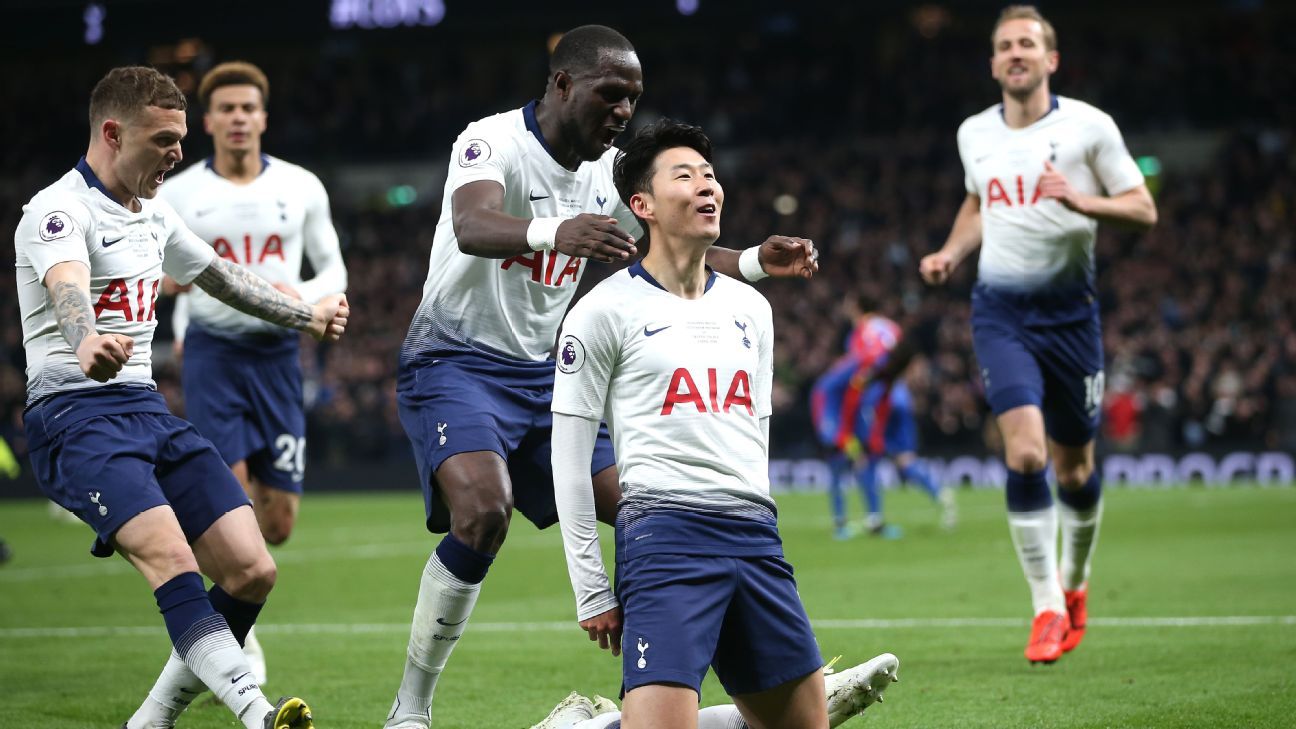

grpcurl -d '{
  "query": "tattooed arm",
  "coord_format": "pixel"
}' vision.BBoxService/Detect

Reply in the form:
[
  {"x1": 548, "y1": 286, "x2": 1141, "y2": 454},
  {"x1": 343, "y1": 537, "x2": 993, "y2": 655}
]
[
  {"x1": 43, "y1": 261, "x2": 133, "y2": 382},
  {"x1": 191, "y1": 258, "x2": 349, "y2": 341}
]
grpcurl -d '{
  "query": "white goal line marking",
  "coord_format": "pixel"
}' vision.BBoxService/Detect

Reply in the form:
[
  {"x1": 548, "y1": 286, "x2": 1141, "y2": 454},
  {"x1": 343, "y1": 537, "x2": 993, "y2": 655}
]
[{"x1": 3, "y1": 615, "x2": 1294, "y2": 639}]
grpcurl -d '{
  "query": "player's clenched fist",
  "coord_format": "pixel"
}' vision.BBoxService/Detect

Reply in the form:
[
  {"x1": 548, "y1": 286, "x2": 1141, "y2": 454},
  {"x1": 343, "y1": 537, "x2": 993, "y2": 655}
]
[
  {"x1": 759, "y1": 235, "x2": 819, "y2": 279},
  {"x1": 308, "y1": 294, "x2": 349, "y2": 342},
  {"x1": 919, "y1": 251, "x2": 955, "y2": 286},
  {"x1": 578, "y1": 605, "x2": 624, "y2": 656},
  {"x1": 556, "y1": 214, "x2": 637, "y2": 263},
  {"x1": 76, "y1": 333, "x2": 134, "y2": 382}
]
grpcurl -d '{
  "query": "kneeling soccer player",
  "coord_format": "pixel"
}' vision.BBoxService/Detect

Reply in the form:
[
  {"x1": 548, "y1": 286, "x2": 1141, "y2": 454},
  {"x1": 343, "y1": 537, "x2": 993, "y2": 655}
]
[{"x1": 549, "y1": 119, "x2": 898, "y2": 728}]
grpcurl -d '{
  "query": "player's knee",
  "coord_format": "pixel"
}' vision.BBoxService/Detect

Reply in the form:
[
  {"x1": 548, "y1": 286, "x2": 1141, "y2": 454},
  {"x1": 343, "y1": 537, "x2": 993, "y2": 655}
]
[
  {"x1": 454, "y1": 505, "x2": 512, "y2": 553},
  {"x1": 223, "y1": 554, "x2": 278, "y2": 601},
  {"x1": 1055, "y1": 461, "x2": 1094, "y2": 490},
  {"x1": 1005, "y1": 445, "x2": 1048, "y2": 474},
  {"x1": 260, "y1": 513, "x2": 295, "y2": 546}
]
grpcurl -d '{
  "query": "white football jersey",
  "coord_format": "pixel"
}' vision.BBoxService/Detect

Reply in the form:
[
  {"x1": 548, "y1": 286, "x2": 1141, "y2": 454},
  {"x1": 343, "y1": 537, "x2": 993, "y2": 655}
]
[
  {"x1": 160, "y1": 155, "x2": 346, "y2": 337},
  {"x1": 958, "y1": 95, "x2": 1144, "y2": 292},
  {"x1": 401, "y1": 102, "x2": 643, "y2": 365},
  {"x1": 552, "y1": 263, "x2": 775, "y2": 522},
  {"x1": 13, "y1": 160, "x2": 216, "y2": 404}
]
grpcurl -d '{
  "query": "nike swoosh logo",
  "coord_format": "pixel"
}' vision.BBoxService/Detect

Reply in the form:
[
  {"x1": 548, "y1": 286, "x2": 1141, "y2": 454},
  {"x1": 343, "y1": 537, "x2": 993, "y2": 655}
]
[
  {"x1": 231, "y1": 671, "x2": 251, "y2": 684},
  {"x1": 101, "y1": 236, "x2": 125, "y2": 247},
  {"x1": 195, "y1": 208, "x2": 215, "y2": 217},
  {"x1": 178, "y1": 687, "x2": 201, "y2": 695},
  {"x1": 529, "y1": 192, "x2": 549, "y2": 201},
  {"x1": 975, "y1": 154, "x2": 992, "y2": 163},
  {"x1": 436, "y1": 617, "x2": 467, "y2": 627},
  {"x1": 644, "y1": 325, "x2": 671, "y2": 337}
]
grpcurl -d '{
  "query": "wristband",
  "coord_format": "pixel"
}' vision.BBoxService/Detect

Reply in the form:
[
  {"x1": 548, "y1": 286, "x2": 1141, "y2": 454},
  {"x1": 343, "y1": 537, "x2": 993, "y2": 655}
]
[
  {"x1": 526, "y1": 217, "x2": 565, "y2": 252},
  {"x1": 738, "y1": 245, "x2": 769, "y2": 282}
]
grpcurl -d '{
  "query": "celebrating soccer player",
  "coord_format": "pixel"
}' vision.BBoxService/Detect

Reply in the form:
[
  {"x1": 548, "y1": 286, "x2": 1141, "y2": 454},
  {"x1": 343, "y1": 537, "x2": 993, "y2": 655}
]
[
  {"x1": 14, "y1": 66, "x2": 347, "y2": 728},
  {"x1": 548, "y1": 119, "x2": 897, "y2": 729},
  {"x1": 385, "y1": 25, "x2": 817, "y2": 729},
  {"x1": 155, "y1": 60, "x2": 348, "y2": 685},
  {"x1": 920, "y1": 5, "x2": 1157, "y2": 663}
]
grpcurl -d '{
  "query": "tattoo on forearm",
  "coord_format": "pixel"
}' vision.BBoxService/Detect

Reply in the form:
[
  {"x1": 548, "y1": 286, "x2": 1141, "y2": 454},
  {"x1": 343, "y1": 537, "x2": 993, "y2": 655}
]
[
  {"x1": 193, "y1": 258, "x2": 314, "y2": 330},
  {"x1": 51, "y1": 281, "x2": 96, "y2": 352}
]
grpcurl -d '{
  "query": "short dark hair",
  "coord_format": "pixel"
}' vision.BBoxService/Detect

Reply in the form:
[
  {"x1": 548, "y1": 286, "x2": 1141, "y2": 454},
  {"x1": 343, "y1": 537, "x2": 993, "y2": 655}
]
[
  {"x1": 198, "y1": 61, "x2": 270, "y2": 109},
  {"x1": 613, "y1": 119, "x2": 714, "y2": 217},
  {"x1": 88, "y1": 66, "x2": 186, "y2": 127},
  {"x1": 550, "y1": 24, "x2": 636, "y2": 76},
  {"x1": 856, "y1": 291, "x2": 880, "y2": 314}
]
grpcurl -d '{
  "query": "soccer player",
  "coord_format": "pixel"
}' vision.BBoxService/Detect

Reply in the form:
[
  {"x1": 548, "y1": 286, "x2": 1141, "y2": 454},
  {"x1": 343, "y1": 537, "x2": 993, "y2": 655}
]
[
  {"x1": 159, "y1": 60, "x2": 347, "y2": 682},
  {"x1": 920, "y1": 5, "x2": 1156, "y2": 663},
  {"x1": 810, "y1": 293, "x2": 954, "y2": 540},
  {"x1": 14, "y1": 67, "x2": 347, "y2": 727},
  {"x1": 550, "y1": 119, "x2": 894, "y2": 729},
  {"x1": 386, "y1": 26, "x2": 817, "y2": 729}
]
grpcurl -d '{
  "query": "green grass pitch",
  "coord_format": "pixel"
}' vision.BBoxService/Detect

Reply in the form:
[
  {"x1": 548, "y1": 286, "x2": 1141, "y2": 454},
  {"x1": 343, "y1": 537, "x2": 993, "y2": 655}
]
[{"x1": 2, "y1": 486, "x2": 1294, "y2": 728}]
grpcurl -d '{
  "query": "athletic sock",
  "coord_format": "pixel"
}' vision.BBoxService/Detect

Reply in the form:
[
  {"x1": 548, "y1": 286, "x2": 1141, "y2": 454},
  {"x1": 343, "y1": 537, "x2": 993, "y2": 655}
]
[
  {"x1": 1058, "y1": 471, "x2": 1103, "y2": 592},
  {"x1": 1005, "y1": 469, "x2": 1064, "y2": 615},
  {"x1": 572, "y1": 714, "x2": 625, "y2": 729},
  {"x1": 856, "y1": 458, "x2": 882, "y2": 522},
  {"x1": 385, "y1": 534, "x2": 494, "y2": 729},
  {"x1": 154, "y1": 572, "x2": 272, "y2": 729},
  {"x1": 128, "y1": 584, "x2": 268, "y2": 728},
  {"x1": 827, "y1": 453, "x2": 850, "y2": 527},
  {"x1": 698, "y1": 705, "x2": 748, "y2": 728}
]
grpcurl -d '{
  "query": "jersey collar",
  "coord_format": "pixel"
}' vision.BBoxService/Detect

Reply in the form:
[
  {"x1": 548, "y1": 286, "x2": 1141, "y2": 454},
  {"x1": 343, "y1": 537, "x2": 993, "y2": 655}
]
[
  {"x1": 204, "y1": 153, "x2": 271, "y2": 179},
  {"x1": 523, "y1": 100, "x2": 564, "y2": 166},
  {"x1": 999, "y1": 94, "x2": 1060, "y2": 125},
  {"x1": 628, "y1": 260, "x2": 717, "y2": 294},
  {"x1": 75, "y1": 156, "x2": 127, "y2": 208}
]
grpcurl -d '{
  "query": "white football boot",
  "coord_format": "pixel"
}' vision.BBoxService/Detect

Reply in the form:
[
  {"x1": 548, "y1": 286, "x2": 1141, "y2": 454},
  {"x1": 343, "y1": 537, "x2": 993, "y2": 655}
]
[
  {"x1": 530, "y1": 692, "x2": 596, "y2": 729},
  {"x1": 824, "y1": 653, "x2": 901, "y2": 727}
]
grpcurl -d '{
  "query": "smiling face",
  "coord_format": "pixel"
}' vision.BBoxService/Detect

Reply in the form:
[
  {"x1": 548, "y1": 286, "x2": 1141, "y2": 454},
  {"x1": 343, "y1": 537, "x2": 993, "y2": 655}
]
[
  {"x1": 991, "y1": 18, "x2": 1058, "y2": 99},
  {"x1": 631, "y1": 146, "x2": 723, "y2": 244},
  {"x1": 112, "y1": 105, "x2": 186, "y2": 199},
  {"x1": 560, "y1": 50, "x2": 643, "y2": 162},
  {"x1": 204, "y1": 84, "x2": 266, "y2": 154}
]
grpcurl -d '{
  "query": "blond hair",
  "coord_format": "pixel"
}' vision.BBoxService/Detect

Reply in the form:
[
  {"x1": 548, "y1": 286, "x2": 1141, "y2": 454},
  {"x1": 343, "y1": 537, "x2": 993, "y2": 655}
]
[
  {"x1": 88, "y1": 66, "x2": 186, "y2": 127},
  {"x1": 198, "y1": 61, "x2": 270, "y2": 109},
  {"x1": 992, "y1": 5, "x2": 1057, "y2": 52}
]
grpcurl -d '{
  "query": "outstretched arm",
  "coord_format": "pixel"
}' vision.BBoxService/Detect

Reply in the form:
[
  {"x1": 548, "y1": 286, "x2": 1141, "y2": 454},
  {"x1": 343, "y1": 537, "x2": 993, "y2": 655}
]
[
  {"x1": 192, "y1": 258, "x2": 348, "y2": 341},
  {"x1": 706, "y1": 235, "x2": 819, "y2": 281},
  {"x1": 451, "y1": 181, "x2": 638, "y2": 263}
]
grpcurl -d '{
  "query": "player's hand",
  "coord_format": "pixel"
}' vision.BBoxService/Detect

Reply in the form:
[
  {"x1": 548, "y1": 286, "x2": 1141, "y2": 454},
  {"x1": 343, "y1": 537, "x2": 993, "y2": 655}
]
[
  {"x1": 919, "y1": 251, "x2": 955, "y2": 285},
  {"x1": 578, "y1": 606, "x2": 623, "y2": 656},
  {"x1": 172, "y1": 338, "x2": 184, "y2": 362},
  {"x1": 308, "y1": 294, "x2": 349, "y2": 342},
  {"x1": 1037, "y1": 161, "x2": 1086, "y2": 213},
  {"x1": 76, "y1": 333, "x2": 134, "y2": 382},
  {"x1": 758, "y1": 235, "x2": 818, "y2": 279},
  {"x1": 272, "y1": 282, "x2": 303, "y2": 300},
  {"x1": 555, "y1": 214, "x2": 637, "y2": 263}
]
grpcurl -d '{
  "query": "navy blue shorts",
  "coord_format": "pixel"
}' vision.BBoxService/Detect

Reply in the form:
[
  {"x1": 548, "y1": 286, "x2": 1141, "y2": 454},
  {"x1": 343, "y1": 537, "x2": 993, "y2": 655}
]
[
  {"x1": 24, "y1": 386, "x2": 251, "y2": 557},
  {"x1": 972, "y1": 288, "x2": 1105, "y2": 446},
  {"x1": 616, "y1": 551, "x2": 823, "y2": 697},
  {"x1": 183, "y1": 325, "x2": 306, "y2": 492},
  {"x1": 397, "y1": 352, "x2": 616, "y2": 533}
]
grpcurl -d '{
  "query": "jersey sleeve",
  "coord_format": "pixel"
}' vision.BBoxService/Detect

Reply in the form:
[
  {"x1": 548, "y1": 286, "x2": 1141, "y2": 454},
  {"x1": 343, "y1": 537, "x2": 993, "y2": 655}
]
[
  {"x1": 445, "y1": 120, "x2": 519, "y2": 195},
  {"x1": 160, "y1": 206, "x2": 217, "y2": 285},
  {"x1": 552, "y1": 294, "x2": 621, "y2": 420},
  {"x1": 295, "y1": 171, "x2": 348, "y2": 303},
  {"x1": 754, "y1": 294, "x2": 774, "y2": 420},
  {"x1": 1089, "y1": 112, "x2": 1144, "y2": 196},
  {"x1": 15, "y1": 195, "x2": 92, "y2": 284}
]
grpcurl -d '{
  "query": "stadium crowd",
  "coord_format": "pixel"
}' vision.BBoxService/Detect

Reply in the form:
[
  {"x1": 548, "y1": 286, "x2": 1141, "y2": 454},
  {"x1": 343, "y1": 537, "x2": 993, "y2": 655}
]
[{"x1": 3, "y1": 8, "x2": 1293, "y2": 471}]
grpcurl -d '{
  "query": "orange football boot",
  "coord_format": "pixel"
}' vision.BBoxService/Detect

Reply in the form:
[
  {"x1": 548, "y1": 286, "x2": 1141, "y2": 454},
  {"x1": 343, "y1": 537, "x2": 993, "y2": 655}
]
[
  {"x1": 1024, "y1": 610, "x2": 1070, "y2": 664},
  {"x1": 1061, "y1": 587, "x2": 1088, "y2": 652}
]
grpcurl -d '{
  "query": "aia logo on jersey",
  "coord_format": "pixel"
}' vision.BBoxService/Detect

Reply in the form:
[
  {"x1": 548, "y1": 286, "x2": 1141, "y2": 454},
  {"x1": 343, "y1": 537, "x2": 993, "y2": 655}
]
[
  {"x1": 214, "y1": 234, "x2": 285, "y2": 264},
  {"x1": 661, "y1": 367, "x2": 753, "y2": 415},
  {"x1": 557, "y1": 335, "x2": 585, "y2": 374},
  {"x1": 986, "y1": 176, "x2": 1043, "y2": 208},
  {"x1": 501, "y1": 250, "x2": 582, "y2": 287},
  {"x1": 94, "y1": 278, "x2": 160, "y2": 322},
  {"x1": 458, "y1": 139, "x2": 491, "y2": 167}
]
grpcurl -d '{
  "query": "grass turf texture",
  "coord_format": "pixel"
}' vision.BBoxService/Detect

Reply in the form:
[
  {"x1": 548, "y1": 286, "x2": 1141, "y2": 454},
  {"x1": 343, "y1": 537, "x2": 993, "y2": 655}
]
[{"x1": 1, "y1": 486, "x2": 1293, "y2": 728}]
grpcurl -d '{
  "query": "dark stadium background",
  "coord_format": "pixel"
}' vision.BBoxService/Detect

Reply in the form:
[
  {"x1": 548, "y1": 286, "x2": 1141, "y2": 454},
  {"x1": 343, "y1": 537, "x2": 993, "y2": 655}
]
[{"x1": 2, "y1": 0, "x2": 1293, "y2": 496}]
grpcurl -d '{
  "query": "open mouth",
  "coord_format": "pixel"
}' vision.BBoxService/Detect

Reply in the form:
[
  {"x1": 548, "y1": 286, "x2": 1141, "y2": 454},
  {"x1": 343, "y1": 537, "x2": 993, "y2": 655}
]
[
  {"x1": 154, "y1": 166, "x2": 172, "y2": 185},
  {"x1": 697, "y1": 203, "x2": 718, "y2": 217},
  {"x1": 603, "y1": 126, "x2": 625, "y2": 145}
]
